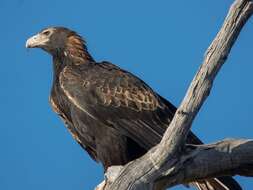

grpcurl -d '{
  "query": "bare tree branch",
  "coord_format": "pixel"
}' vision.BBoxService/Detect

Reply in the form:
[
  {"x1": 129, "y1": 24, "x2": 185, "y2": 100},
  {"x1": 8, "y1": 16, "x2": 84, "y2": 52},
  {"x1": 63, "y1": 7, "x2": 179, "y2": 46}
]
[
  {"x1": 97, "y1": 0, "x2": 253, "y2": 189},
  {"x1": 184, "y1": 139, "x2": 253, "y2": 178},
  {"x1": 155, "y1": 139, "x2": 253, "y2": 189}
]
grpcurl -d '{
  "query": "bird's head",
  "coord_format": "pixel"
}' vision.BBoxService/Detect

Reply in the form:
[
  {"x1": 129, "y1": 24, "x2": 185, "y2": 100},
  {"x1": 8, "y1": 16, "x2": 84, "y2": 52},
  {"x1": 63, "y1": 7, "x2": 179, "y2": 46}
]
[
  {"x1": 26, "y1": 27, "x2": 92, "y2": 62},
  {"x1": 26, "y1": 27, "x2": 72, "y2": 54}
]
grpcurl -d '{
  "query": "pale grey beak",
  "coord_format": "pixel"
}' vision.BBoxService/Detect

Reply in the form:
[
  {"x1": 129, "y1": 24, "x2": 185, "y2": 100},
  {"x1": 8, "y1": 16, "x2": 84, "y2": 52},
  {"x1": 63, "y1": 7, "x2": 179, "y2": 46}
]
[{"x1": 26, "y1": 34, "x2": 41, "y2": 48}]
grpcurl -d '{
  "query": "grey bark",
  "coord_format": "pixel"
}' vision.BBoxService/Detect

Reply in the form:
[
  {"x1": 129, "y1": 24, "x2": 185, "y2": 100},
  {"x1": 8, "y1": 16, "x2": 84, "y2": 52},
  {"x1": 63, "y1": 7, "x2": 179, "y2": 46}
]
[{"x1": 96, "y1": 0, "x2": 253, "y2": 189}]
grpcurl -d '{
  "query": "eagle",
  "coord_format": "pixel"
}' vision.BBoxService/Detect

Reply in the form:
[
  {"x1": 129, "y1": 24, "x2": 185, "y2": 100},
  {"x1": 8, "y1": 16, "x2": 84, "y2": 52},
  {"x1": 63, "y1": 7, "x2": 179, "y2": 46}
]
[{"x1": 26, "y1": 27, "x2": 241, "y2": 190}]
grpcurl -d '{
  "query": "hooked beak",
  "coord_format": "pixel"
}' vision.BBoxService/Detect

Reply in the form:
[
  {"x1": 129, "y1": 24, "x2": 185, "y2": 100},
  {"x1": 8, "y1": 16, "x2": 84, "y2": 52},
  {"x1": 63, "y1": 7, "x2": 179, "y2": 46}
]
[
  {"x1": 26, "y1": 34, "x2": 40, "y2": 48},
  {"x1": 26, "y1": 33, "x2": 49, "y2": 49}
]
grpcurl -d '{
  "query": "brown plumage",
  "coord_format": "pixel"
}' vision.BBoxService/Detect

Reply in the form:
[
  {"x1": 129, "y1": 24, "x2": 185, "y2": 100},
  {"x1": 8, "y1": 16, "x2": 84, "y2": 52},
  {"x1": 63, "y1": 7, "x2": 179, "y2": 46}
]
[{"x1": 26, "y1": 27, "x2": 242, "y2": 190}]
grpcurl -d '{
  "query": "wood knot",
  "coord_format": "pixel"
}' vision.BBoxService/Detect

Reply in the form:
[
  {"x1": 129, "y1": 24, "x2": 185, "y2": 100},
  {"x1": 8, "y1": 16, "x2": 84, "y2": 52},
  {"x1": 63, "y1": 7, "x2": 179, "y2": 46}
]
[{"x1": 178, "y1": 109, "x2": 189, "y2": 115}]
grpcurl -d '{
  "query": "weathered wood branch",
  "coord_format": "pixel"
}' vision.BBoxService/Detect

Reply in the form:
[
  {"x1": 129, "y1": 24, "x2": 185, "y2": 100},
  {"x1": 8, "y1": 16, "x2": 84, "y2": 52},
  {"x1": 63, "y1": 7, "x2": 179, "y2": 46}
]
[
  {"x1": 154, "y1": 139, "x2": 253, "y2": 189},
  {"x1": 183, "y1": 139, "x2": 253, "y2": 179},
  {"x1": 97, "y1": 0, "x2": 253, "y2": 189},
  {"x1": 100, "y1": 139, "x2": 253, "y2": 190}
]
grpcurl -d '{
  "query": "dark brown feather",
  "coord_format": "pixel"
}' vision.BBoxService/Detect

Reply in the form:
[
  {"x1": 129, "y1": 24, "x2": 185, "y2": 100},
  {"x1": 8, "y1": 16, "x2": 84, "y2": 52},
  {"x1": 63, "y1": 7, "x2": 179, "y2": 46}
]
[{"x1": 46, "y1": 28, "x2": 241, "y2": 189}]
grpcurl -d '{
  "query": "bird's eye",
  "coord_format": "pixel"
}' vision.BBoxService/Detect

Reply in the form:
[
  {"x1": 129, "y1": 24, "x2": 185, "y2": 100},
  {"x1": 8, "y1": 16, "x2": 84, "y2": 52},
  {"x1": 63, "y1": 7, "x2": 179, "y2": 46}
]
[{"x1": 42, "y1": 31, "x2": 50, "y2": 36}]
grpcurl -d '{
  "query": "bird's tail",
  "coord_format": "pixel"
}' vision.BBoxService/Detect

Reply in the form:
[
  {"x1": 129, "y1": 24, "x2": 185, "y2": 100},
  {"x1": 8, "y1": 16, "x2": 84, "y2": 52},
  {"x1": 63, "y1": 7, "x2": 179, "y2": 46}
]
[{"x1": 192, "y1": 176, "x2": 242, "y2": 190}]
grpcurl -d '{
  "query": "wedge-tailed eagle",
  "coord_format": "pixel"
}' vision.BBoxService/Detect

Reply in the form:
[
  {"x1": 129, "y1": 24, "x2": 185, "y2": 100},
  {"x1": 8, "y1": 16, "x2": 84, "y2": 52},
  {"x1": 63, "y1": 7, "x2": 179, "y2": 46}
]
[{"x1": 26, "y1": 27, "x2": 241, "y2": 190}]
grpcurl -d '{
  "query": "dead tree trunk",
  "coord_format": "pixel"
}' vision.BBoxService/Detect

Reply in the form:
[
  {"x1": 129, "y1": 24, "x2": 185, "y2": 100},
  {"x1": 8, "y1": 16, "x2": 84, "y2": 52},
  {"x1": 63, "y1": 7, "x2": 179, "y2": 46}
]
[{"x1": 96, "y1": 0, "x2": 253, "y2": 189}]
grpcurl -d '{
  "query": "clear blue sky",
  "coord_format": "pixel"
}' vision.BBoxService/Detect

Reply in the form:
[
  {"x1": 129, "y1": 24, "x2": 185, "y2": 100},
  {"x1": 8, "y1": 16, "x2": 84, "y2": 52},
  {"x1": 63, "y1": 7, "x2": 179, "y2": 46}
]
[{"x1": 0, "y1": 0, "x2": 252, "y2": 189}]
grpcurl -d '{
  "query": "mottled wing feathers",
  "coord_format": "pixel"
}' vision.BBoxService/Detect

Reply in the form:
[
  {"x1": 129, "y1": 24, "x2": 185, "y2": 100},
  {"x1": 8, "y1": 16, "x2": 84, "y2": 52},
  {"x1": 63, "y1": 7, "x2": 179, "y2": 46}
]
[
  {"x1": 59, "y1": 61, "x2": 166, "y2": 112},
  {"x1": 90, "y1": 62, "x2": 164, "y2": 112},
  {"x1": 105, "y1": 64, "x2": 162, "y2": 111},
  {"x1": 59, "y1": 62, "x2": 175, "y2": 149}
]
